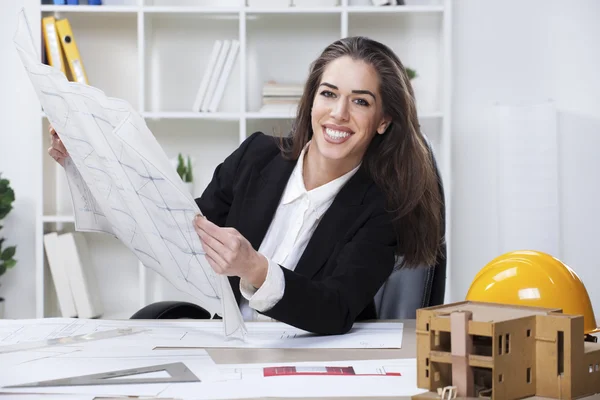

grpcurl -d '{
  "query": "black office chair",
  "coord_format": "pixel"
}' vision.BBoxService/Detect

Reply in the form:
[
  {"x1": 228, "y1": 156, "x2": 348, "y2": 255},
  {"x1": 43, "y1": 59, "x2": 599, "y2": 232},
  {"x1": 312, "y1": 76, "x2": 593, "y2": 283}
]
[{"x1": 373, "y1": 241, "x2": 446, "y2": 319}]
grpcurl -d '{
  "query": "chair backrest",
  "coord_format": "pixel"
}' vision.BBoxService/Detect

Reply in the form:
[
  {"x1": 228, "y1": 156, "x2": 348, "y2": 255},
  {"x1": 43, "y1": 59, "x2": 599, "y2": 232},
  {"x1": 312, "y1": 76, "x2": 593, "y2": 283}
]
[
  {"x1": 374, "y1": 242, "x2": 447, "y2": 319},
  {"x1": 374, "y1": 132, "x2": 447, "y2": 319}
]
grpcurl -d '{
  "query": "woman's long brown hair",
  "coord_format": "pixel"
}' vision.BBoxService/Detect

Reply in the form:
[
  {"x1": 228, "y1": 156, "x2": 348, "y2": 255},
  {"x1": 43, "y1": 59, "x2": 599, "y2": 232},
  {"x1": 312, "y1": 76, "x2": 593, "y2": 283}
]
[{"x1": 280, "y1": 36, "x2": 445, "y2": 268}]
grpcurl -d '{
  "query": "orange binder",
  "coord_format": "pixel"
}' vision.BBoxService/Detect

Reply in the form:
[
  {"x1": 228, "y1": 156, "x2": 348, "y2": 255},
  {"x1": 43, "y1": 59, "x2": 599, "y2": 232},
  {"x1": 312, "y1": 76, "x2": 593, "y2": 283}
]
[{"x1": 55, "y1": 18, "x2": 88, "y2": 84}]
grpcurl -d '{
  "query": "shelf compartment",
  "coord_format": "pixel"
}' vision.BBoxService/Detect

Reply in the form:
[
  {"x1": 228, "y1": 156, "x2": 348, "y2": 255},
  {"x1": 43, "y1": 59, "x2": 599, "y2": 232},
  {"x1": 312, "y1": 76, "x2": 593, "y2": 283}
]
[
  {"x1": 42, "y1": 215, "x2": 76, "y2": 223},
  {"x1": 39, "y1": 12, "x2": 139, "y2": 111},
  {"x1": 143, "y1": 111, "x2": 241, "y2": 121},
  {"x1": 246, "y1": 118, "x2": 295, "y2": 139},
  {"x1": 41, "y1": 119, "x2": 77, "y2": 218},
  {"x1": 347, "y1": 5, "x2": 443, "y2": 13},
  {"x1": 143, "y1": 6, "x2": 240, "y2": 14},
  {"x1": 246, "y1": 6, "x2": 341, "y2": 14},
  {"x1": 40, "y1": 5, "x2": 139, "y2": 14},
  {"x1": 348, "y1": 11, "x2": 443, "y2": 114},
  {"x1": 245, "y1": 111, "x2": 295, "y2": 120},
  {"x1": 145, "y1": 119, "x2": 240, "y2": 197},
  {"x1": 144, "y1": 13, "x2": 241, "y2": 113},
  {"x1": 246, "y1": 12, "x2": 340, "y2": 113},
  {"x1": 144, "y1": 0, "x2": 240, "y2": 7}
]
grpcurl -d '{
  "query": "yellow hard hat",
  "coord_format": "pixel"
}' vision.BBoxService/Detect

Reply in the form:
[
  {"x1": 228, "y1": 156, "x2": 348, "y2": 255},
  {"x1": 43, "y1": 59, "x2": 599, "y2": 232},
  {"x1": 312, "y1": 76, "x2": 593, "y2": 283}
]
[{"x1": 466, "y1": 250, "x2": 599, "y2": 335}]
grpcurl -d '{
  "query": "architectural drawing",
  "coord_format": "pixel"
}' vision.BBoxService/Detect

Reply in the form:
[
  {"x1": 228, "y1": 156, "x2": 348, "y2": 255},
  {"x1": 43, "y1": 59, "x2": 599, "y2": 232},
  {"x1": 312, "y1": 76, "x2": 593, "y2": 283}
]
[{"x1": 13, "y1": 9, "x2": 245, "y2": 339}]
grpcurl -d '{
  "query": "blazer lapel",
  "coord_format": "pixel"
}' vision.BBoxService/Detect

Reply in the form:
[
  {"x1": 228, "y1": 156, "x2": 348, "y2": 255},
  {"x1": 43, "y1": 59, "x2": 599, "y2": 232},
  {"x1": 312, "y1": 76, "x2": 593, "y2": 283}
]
[
  {"x1": 229, "y1": 154, "x2": 296, "y2": 305},
  {"x1": 235, "y1": 154, "x2": 297, "y2": 251},
  {"x1": 293, "y1": 165, "x2": 373, "y2": 279}
]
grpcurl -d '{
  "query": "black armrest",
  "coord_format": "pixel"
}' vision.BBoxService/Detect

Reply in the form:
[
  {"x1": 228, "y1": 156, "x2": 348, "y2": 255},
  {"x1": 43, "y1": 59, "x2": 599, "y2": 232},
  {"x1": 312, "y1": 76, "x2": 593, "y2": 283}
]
[{"x1": 130, "y1": 301, "x2": 212, "y2": 320}]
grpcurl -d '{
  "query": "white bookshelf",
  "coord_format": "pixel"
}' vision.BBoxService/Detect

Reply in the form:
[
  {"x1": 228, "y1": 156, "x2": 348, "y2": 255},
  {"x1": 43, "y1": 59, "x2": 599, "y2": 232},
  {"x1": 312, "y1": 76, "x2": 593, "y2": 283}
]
[{"x1": 35, "y1": 0, "x2": 452, "y2": 319}]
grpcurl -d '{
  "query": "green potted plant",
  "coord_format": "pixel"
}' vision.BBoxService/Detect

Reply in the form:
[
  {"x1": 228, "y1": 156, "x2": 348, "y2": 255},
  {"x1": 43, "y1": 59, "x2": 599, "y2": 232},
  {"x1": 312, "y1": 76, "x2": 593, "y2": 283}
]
[
  {"x1": 406, "y1": 67, "x2": 417, "y2": 81},
  {"x1": 0, "y1": 174, "x2": 17, "y2": 319},
  {"x1": 176, "y1": 153, "x2": 194, "y2": 196}
]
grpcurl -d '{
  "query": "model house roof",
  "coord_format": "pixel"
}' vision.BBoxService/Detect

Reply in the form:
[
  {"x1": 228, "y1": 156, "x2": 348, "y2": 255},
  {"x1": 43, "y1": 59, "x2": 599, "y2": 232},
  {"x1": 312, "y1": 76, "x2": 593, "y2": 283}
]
[{"x1": 425, "y1": 301, "x2": 562, "y2": 323}]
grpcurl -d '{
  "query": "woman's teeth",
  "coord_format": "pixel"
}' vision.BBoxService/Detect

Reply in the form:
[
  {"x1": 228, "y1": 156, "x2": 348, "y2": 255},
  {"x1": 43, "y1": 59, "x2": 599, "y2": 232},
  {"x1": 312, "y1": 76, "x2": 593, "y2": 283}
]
[{"x1": 325, "y1": 128, "x2": 350, "y2": 139}]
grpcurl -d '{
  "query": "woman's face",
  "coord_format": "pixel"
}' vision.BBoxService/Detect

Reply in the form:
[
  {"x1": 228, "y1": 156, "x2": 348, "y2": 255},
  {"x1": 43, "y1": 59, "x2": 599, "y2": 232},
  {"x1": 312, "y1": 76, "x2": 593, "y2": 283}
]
[{"x1": 310, "y1": 55, "x2": 389, "y2": 171}]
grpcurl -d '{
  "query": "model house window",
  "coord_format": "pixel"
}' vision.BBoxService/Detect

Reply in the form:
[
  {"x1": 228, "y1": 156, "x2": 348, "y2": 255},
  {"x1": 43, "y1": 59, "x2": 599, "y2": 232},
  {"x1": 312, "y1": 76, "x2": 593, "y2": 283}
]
[{"x1": 557, "y1": 331, "x2": 564, "y2": 375}]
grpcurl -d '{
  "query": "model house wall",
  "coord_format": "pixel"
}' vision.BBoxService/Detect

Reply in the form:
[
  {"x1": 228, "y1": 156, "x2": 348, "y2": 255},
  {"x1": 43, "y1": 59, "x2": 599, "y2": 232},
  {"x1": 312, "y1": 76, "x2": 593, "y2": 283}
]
[{"x1": 416, "y1": 301, "x2": 600, "y2": 400}]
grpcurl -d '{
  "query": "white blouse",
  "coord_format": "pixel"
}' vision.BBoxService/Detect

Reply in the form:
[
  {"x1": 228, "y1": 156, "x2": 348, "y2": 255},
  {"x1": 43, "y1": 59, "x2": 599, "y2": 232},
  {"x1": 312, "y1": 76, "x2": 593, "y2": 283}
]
[{"x1": 239, "y1": 142, "x2": 360, "y2": 321}]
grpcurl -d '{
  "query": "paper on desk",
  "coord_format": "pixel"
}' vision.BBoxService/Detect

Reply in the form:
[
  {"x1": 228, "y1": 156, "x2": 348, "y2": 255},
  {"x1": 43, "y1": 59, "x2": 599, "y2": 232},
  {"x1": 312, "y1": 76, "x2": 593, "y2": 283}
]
[
  {"x1": 0, "y1": 345, "x2": 219, "y2": 397},
  {"x1": 0, "y1": 396, "x2": 98, "y2": 400},
  {"x1": 160, "y1": 358, "x2": 427, "y2": 399},
  {"x1": 0, "y1": 319, "x2": 403, "y2": 350},
  {"x1": 12, "y1": 9, "x2": 246, "y2": 340}
]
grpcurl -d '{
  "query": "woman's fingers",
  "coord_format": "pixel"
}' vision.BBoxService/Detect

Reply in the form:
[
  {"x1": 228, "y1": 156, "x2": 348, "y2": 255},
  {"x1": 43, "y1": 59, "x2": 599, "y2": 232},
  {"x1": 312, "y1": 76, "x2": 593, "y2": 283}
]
[
  {"x1": 50, "y1": 137, "x2": 67, "y2": 158},
  {"x1": 48, "y1": 124, "x2": 69, "y2": 157},
  {"x1": 48, "y1": 148, "x2": 66, "y2": 166},
  {"x1": 50, "y1": 134, "x2": 68, "y2": 158},
  {"x1": 195, "y1": 224, "x2": 227, "y2": 255},
  {"x1": 204, "y1": 253, "x2": 223, "y2": 275},
  {"x1": 196, "y1": 229, "x2": 227, "y2": 269}
]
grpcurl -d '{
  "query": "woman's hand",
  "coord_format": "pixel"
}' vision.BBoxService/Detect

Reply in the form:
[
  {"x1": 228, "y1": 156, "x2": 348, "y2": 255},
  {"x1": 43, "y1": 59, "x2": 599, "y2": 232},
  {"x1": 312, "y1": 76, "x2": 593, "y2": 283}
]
[
  {"x1": 194, "y1": 215, "x2": 268, "y2": 288},
  {"x1": 47, "y1": 124, "x2": 69, "y2": 167}
]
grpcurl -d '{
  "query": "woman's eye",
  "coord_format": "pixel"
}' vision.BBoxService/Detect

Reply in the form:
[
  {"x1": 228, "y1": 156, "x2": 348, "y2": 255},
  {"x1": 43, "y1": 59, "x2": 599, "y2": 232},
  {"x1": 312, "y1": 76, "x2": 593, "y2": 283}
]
[
  {"x1": 354, "y1": 98, "x2": 369, "y2": 107},
  {"x1": 320, "y1": 90, "x2": 335, "y2": 98}
]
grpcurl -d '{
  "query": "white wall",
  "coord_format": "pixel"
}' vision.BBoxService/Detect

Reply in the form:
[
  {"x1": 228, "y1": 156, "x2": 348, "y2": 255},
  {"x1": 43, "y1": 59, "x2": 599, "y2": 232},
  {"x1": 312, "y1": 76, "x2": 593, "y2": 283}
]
[
  {"x1": 451, "y1": 0, "x2": 600, "y2": 320},
  {"x1": 0, "y1": 0, "x2": 41, "y2": 318}
]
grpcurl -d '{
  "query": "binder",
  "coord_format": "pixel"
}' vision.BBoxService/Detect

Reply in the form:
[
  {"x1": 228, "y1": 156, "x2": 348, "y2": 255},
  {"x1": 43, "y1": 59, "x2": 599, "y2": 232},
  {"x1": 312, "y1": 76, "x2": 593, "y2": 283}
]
[
  {"x1": 201, "y1": 40, "x2": 231, "y2": 112},
  {"x1": 58, "y1": 232, "x2": 104, "y2": 319},
  {"x1": 55, "y1": 18, "x2": 89, "y2": 84},
  {"x1": 208, "y1": 40, "x2": 240, "y2": 112},
  {"x1": 192, "y1": 40, "x2": 222, "y2": 112},
  {"x1": 41, "y1": 16, "x2": 66, "y2": 75},
  {"x1": 43, "y1": 232, "x2": 78, "y2": 318}
]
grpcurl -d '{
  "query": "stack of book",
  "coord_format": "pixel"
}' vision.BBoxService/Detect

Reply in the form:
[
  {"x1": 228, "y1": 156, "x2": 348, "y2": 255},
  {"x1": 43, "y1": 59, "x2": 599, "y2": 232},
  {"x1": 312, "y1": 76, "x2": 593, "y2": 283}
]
[
  {"x1": 192, "y1": 39, "x2": 240, "y2": 113},
  {"x1": 259, "y1": 81, "x2": 304, "y2": 115}
]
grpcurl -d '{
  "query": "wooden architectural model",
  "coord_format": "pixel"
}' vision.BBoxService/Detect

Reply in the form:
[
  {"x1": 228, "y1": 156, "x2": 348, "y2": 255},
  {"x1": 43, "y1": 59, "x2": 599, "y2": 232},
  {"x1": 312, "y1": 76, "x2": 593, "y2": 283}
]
[{"x1": 413, "y1": 301, "x2": 600, "y2": 399}]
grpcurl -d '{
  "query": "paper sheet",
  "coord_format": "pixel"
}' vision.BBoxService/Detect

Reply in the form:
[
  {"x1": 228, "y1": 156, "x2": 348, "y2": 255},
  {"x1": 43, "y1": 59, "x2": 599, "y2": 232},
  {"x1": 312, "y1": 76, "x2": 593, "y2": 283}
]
[
  {"x1": 0, "y1": 347, "x2": 219, "y2": 397},
  {"x1": 13, "y1": 9, "x2": 246, "y2": 339},
  {"x1": 0, "y1": 396, "x2": 98, "y2": 400},
  {"x1": 0, "y1": 319, "x2": 403, "y2": 350},
  {"x1": 0, "y1": 318, "x2": 406, "y2": 398},
  {"x1": 160, "y1": 358, "x2": 426, "y2": 399}
]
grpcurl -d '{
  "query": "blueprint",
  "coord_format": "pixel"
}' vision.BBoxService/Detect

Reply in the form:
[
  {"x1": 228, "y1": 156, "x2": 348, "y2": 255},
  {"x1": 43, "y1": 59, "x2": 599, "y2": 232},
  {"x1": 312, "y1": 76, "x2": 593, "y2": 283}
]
[{"x1": 13, "y1": 9, "x2": 245, "y2": 339}]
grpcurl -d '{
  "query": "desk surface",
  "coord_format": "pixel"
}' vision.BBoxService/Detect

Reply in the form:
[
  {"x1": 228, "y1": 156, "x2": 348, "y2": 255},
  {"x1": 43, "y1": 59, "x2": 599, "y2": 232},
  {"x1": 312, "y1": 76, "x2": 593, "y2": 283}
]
[
  {"x1": 203, "y1": 319, "x2": 600, "y2": 400},
  {"x1": 207, "y1": 319, "x2": 416, "y2": 365}
]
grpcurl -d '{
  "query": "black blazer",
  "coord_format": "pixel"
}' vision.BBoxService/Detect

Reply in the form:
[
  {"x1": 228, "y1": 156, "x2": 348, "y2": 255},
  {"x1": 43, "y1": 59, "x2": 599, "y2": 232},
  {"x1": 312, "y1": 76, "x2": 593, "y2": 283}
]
[{"x1": 196, "y1": 132, "x2": 397, "y2": 335}]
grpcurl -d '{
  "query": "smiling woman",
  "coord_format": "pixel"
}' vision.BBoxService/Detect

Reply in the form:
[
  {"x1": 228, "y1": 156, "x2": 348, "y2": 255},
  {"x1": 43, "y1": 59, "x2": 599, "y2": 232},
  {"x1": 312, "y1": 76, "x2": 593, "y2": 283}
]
[
  {"x1": 193, "y1": 36, "x2": 445, "y2": 334},
  {"x1": 47, "y1": 36, "x2": 445, "y2": 335}
]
